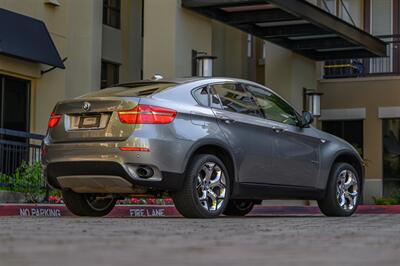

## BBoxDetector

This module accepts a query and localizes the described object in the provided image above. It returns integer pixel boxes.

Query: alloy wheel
[336,170,359,211]
[196,162,227,212]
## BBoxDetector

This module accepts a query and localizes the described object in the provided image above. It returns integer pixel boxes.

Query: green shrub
[392,190,400,203]
[373,190,400,205]
[0,161,45,203]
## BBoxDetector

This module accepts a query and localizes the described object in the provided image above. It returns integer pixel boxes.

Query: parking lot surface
[0,215,399,266]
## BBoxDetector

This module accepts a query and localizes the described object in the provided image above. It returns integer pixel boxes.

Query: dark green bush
[373,197,399,205]
[0,162,46,203]
[373,190,400,205]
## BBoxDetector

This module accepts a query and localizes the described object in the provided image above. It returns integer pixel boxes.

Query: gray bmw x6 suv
[42,77,364,218]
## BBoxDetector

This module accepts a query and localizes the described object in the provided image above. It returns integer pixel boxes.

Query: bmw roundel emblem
[82,102,91,112]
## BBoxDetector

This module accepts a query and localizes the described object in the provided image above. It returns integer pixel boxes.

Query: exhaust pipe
[136,166,154,179]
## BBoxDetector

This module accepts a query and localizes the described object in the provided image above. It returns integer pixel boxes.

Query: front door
[0,75,31,174]
[272,124,321,187]
[246,84,320,188]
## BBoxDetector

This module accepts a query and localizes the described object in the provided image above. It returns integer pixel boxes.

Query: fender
[318,149,364,192]
[182,137,239,182]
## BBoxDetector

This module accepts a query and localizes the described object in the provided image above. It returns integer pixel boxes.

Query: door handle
[272,126,286,133]
[220,117,236,124]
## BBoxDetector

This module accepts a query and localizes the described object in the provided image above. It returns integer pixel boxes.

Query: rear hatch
[48,82,177,143]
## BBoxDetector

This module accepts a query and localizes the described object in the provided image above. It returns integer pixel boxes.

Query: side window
[192,87,209,107]
[246,85,300,126]
[212,83,262,117]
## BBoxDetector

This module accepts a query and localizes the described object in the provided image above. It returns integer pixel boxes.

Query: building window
[101,61,120,89]
[322,120,364,157]
[0,75,31,175]
[103,0,121,29]
[321,0,337,15]
[0,75,30,132]
[383,119,400,197]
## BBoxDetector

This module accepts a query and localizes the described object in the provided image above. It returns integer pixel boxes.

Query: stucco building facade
[0,0,397,202]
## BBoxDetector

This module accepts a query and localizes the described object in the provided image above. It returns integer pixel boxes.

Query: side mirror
[300,111,314,128]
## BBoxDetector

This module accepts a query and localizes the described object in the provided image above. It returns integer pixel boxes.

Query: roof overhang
[182,0,387,60]
[0,8,65,69]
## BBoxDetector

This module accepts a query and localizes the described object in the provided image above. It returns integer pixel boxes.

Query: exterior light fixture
[192,50,217,77]
[304,89,323,117]
[196,55,217,77]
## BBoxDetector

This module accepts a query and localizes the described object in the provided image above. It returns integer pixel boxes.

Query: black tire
[172,154,231,218]
[223,199,255,216]
[62,190,117,217]
[318,163,361,217]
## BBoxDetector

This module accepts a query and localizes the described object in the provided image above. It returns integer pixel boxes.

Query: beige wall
[265,43,317,111]
[120,0,143,82]
[66,0,102,99]
[143,0,177,78]
[143,0,212,79]
[176,7,212,77]
[319,77,400,200]
[212,21,247,78]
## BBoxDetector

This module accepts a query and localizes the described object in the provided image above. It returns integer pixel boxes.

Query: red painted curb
[1,204,400,217]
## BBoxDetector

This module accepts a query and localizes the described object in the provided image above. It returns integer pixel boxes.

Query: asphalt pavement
[0,215,399,266]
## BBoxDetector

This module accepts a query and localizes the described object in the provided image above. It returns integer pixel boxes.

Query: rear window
[192,87,209,106]
[82,83,177,98]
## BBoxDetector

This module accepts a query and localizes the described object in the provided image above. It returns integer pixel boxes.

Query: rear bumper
[42,135,193,193]
[44,161,185,193]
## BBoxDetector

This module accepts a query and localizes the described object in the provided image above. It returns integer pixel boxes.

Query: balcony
[323,35,400,79]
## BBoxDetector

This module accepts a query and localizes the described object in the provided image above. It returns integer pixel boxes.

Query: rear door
[210,83,278,184]
[246,84,320,188]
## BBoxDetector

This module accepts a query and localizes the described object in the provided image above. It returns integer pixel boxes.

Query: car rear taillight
[118,105,177,124]
[48,112,62,128]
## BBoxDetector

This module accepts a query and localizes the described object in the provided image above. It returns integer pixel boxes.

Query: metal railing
[0,128,45,193]
[0,128,44,174]
[323,35,400,79]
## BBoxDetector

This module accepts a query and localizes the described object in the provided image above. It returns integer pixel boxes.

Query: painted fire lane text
[129,208,165,217]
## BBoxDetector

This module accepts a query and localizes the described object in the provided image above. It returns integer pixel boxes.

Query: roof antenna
[151,74,164,81]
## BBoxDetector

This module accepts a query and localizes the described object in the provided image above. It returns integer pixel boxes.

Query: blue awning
[0,8,65,69]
